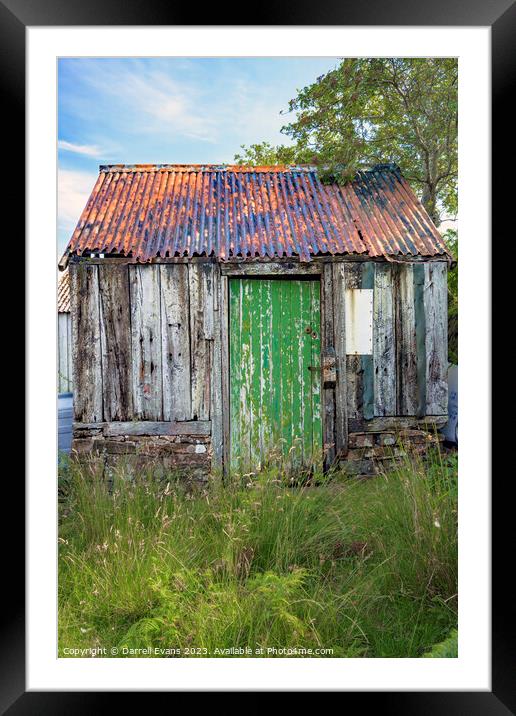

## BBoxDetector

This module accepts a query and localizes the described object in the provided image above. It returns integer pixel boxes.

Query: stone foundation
[71,427,212,482]
[341,428,443,478]
[71,424,441,483]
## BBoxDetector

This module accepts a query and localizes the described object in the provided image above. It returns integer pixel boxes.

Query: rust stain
[64,164,449,263]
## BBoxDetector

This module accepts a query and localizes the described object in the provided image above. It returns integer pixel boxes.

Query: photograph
[56,55,459,661]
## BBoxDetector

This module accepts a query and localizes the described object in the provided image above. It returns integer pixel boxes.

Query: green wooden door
[229,278,322,474]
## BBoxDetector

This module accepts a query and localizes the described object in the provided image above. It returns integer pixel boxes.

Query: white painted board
[345,289,373,355]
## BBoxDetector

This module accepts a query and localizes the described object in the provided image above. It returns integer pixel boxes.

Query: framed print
[4,0,509,708]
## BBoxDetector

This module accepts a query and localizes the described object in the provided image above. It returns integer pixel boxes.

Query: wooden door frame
[219,261,344,477]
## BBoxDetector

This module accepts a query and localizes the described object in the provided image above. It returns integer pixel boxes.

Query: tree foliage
[235,58,457,224]
[445,229,458,364]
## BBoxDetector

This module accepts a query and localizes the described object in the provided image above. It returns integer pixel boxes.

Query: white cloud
[58,169,97,232]
[58,140,103,157]
[128,74,216,142]
[73,61,217,143]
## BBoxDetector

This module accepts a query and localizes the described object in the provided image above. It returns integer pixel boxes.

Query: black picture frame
[7,0,509,709]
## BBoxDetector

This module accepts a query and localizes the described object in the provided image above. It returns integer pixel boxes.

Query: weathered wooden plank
[413,264,427,418]
[73,420,211,436]
[220,275,230,475]
[201,263,215,340]
[348,415,448,432]
[221,262,321,275]
[424,262,448,415]
[58,312,70,393]
[229,277,243,473]
[210,266,223,468]
[160,264,191,421]
[332,261,348,456]
[76,254,448,267]
[373,263,396,416]
[321,263,335,466]
[344,264,363,420]
[189,263,212,420]
[396,263,418,415]
[361,263,375,420]
[70,263,103,422]
[98,265,133,421]
[129,265,163,420]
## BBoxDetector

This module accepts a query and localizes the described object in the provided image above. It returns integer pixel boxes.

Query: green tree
[445,229,458,364]
[235,58,457,225]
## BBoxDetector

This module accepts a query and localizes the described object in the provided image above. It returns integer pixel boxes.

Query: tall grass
[58,448,457,658]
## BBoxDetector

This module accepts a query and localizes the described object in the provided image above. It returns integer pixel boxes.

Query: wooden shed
[59,163,451,479]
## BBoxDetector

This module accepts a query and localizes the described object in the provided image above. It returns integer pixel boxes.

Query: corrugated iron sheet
[64,164,449,263]
[58,267,70,312]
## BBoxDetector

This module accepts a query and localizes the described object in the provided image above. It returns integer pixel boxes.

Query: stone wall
[71,427,211,482]
[342,428,442,478]
[70,424,441,483]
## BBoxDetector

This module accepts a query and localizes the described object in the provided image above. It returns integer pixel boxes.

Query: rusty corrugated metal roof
[63,164,449,263]
[58,268,70,312]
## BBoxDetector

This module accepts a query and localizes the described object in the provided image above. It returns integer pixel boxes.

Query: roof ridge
[98,164,318,173]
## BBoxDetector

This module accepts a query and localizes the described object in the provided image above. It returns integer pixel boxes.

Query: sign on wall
[345,289,373,355]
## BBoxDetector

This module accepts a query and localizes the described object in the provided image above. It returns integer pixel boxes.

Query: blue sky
[57,57,340,254]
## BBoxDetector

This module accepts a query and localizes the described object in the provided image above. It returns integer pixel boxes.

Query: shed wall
[70,258,448,473]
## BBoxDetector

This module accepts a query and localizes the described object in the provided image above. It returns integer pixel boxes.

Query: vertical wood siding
[130,265,163,420]
[373,263,396,416]
[71,264,103,422]
[332,262,348,456]
[99,265,133,420]
[321,264,336,464]
[396,264,418,415]
[424,262,448,414]
[211,267,224,465]
[189,264,214,420]
[343,260,448,422]
[70,258,448,469]
[71,261,220,429]
[160,264,191,420]
[361,263,375,420]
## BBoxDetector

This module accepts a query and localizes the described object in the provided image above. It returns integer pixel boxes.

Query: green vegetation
[58,449,457,658]
[235,58,458,224]
[445,228,458,365]
[422,629,458,658]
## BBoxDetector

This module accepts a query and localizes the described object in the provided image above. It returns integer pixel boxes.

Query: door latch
[309,347,337,387]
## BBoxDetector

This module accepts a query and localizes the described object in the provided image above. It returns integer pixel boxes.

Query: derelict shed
[60,163,451,479]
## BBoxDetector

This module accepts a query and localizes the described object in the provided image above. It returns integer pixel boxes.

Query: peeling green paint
[229,278,322,474]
